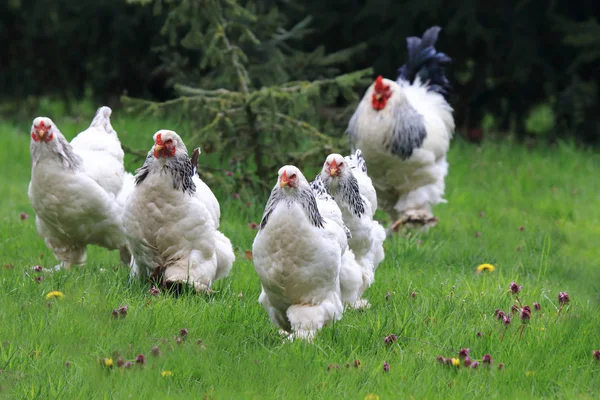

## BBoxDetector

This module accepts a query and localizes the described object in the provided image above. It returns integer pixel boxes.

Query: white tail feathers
[371,221,386,271]
[213,230,235,280]
[90,106,117,138]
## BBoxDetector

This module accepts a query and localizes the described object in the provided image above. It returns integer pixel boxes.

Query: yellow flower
[451,358,460,367]
[104,358,114,368]
[364,395,380,400]
[525,370,535,377]
[161,370,173,377]
[45,291,65,299]
[476,264,495,273]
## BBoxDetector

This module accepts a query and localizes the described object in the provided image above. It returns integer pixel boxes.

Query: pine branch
[218,22,250,94]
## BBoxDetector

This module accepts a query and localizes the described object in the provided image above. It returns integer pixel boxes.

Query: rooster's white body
[253,166,344,340]
[347,26,455,230]
[123,130,234,292]
[28,107,132,269]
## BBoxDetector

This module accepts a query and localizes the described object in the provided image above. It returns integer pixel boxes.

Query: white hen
[310,175,365,309]
[28,109,131,269]
[319,154,386,299]
[123,130,235,292]
[252,166,344,340]
[347,26,454,231]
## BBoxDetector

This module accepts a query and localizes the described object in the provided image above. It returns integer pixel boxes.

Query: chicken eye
[338,162,344,167]
[165,139,173,145]
[289,174,297,179]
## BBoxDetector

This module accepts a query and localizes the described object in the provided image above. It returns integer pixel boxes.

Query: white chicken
[252,166,344,340]
[123,130,234,293]
[344,149,378,214]
[310,175,364,309]
[347,26,455,231]
[28,107,132,269]
[318,153,386,303]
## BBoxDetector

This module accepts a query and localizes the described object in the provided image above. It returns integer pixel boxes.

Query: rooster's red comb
[374,75,390,93]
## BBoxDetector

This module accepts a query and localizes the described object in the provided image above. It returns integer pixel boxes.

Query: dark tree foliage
[1,0,599,143]
[123,0,372,189]
[297,0,600,143]
[0,0,166,113]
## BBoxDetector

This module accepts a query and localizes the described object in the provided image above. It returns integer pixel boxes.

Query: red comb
[374,75,388,93]
[38,120,45,127]
[155,133,163,145]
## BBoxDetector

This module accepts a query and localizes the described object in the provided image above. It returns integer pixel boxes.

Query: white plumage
[310,176,364,309]
[318,153,386,307]
[28,107,132,269]
[252,166,344,340]
[123,130,234,292]
[347,26,455,231]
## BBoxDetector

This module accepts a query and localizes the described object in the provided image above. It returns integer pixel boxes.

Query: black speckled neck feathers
[260,184,324,230]
[135,152,196,195]
[327,173,365,218]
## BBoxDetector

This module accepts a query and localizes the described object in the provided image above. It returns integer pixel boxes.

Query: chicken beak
[329,159,338,176]
[280,170,289,187]
[154,144,165,152]
[36,129,47,140]
[375,93,383,101]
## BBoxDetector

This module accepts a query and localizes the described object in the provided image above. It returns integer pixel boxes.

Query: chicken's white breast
[123,130,234,292]
[28,116,130,269]
[253,166,344,340]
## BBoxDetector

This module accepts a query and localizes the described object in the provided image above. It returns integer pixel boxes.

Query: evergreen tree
[123,0,371,188]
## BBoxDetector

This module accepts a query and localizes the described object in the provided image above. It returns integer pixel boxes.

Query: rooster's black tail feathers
[396,26,451,96]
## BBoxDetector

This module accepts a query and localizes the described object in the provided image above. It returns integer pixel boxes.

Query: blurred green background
[1,0,599,144]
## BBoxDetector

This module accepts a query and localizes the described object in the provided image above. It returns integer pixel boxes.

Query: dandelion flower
[451,358,460,367]
[364,394,380,400]
[476,264,495,273]
[161,370,173,377]
[46,291,65,299]
[104,358,114,368]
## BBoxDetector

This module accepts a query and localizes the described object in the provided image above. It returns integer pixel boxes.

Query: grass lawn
[1,111,599,399]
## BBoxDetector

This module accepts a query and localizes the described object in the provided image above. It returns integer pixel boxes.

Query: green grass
[1,112,600,399]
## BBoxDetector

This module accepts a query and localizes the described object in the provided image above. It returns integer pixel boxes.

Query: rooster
[123,130,235,293]
[28,107,132,269]
[253,166,344,340]
[347,26,455,231]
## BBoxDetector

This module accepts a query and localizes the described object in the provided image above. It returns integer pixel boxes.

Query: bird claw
[391,212,439,232]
